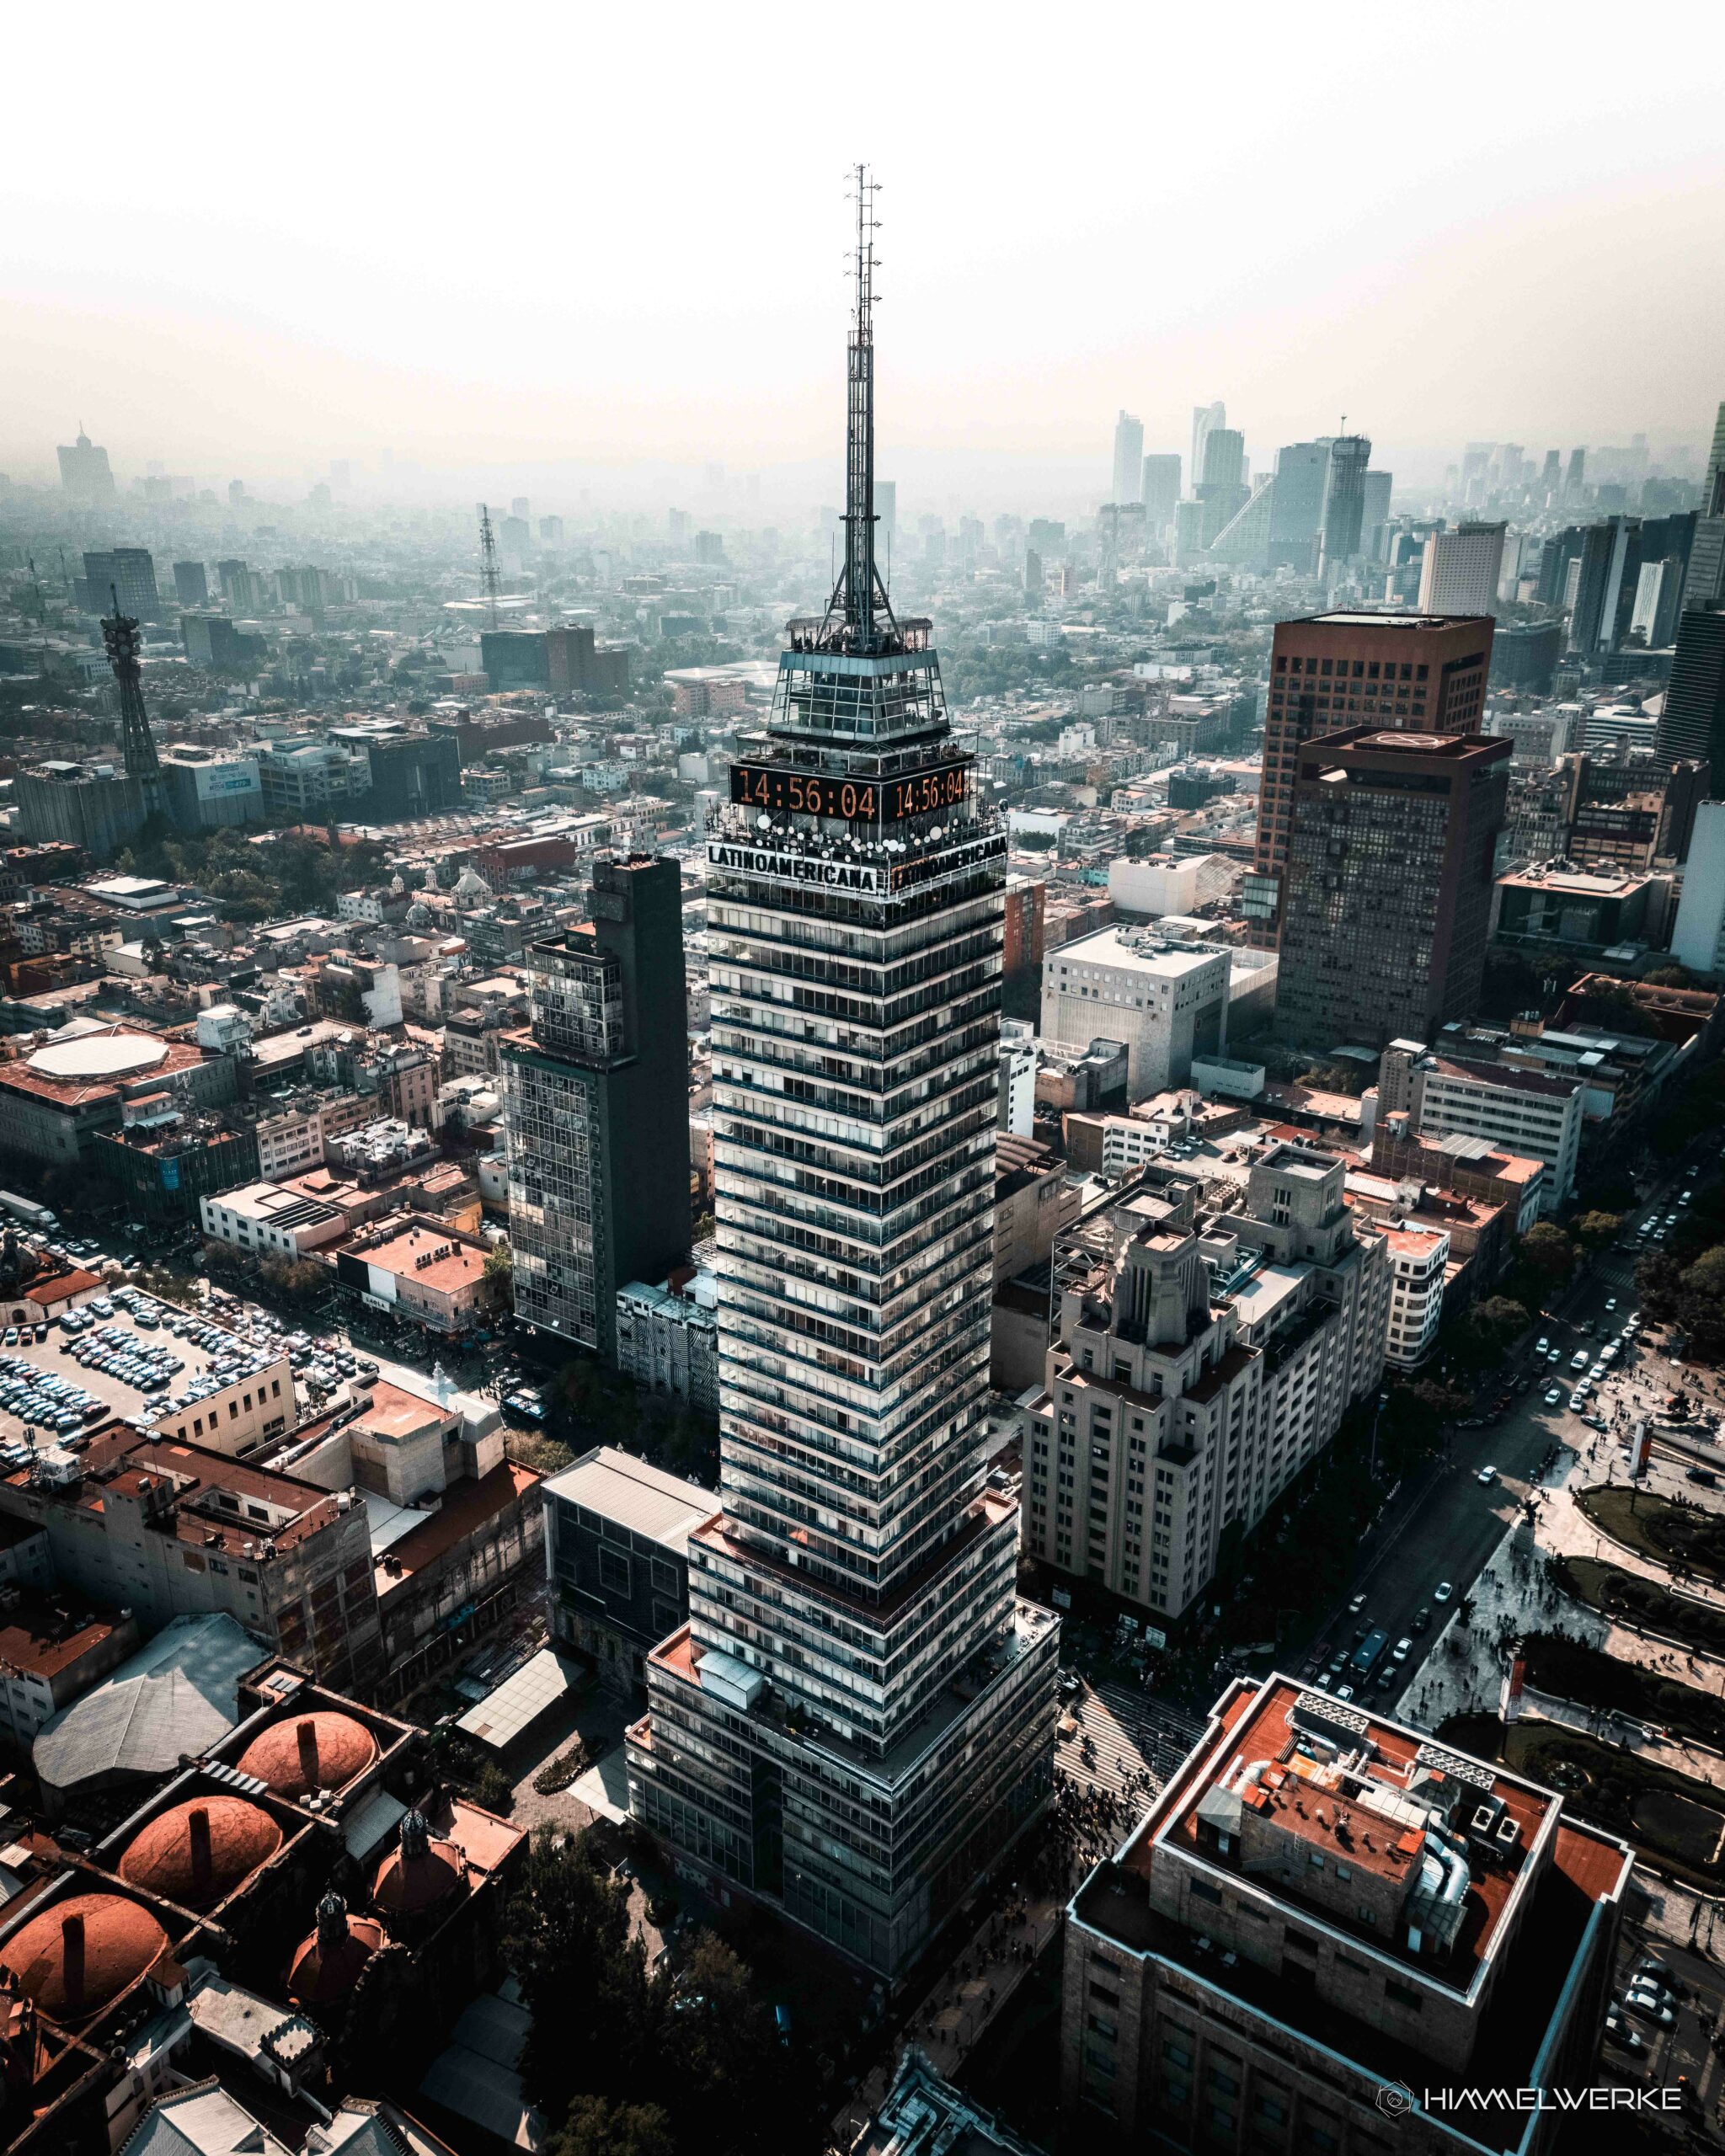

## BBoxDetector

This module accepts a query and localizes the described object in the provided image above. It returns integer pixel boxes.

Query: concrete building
[200,1182,347,1262]
[1381,1223,1450,1369]
[13,760,152,856]
[1417,522,1507,616]
[0,1594,139,1750]
[1381,1043,1583,1215]
[543,1446,717,1694]
[1106,853,1207,919]
[1658,609,1725,772]
[159,746,264,830]
[0,1023,238,1166]
[993,1133,1077,1287]
[1064,1678,1632,2153]
[1670,798,1725,975]
[999,1017,1037,1136]
[1020,1146,1388,1619]
[1248,612,1493,947]
[1041,928,1231,1097]
[1275,729,1510,1049]
[615,1266,719,1414]
[334,1217,494,1337]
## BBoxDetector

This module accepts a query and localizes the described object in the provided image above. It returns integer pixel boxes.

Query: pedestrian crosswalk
[1055,1678,1210,1807]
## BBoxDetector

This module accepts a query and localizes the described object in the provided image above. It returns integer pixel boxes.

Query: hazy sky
[8,1,1725,505]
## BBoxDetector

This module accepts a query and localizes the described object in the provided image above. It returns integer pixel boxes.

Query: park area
[1555,1552,1725,1658]
[1578,1484,1725,1587]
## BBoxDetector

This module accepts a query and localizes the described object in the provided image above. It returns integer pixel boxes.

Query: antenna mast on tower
[820,164,897,653]
[478,504,501,629]
[100,589,167,819]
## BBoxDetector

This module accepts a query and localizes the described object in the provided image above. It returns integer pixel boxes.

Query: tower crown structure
[100,592,166,815]
[628,177,1059,1979]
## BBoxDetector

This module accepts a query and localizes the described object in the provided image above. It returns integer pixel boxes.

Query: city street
[1311,1138,1723,1720]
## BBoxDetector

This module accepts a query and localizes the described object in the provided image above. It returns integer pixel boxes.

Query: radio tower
[100,590,167,819]
[477,504,501,629]
[820,163,896,654]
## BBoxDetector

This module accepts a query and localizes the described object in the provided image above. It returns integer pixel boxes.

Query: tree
[482,1242,515,1313]
[1573,1211,1625,1250]
[1519,1223,1576,1287]
[549,2099,675,2156]
[506,1830,658,2124]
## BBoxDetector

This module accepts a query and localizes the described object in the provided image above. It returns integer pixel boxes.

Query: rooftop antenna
[820,163,897,653]
[100,587,167,818]
[477,504,501,630]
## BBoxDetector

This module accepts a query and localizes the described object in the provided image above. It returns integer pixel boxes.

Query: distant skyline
[6,4,1725,505]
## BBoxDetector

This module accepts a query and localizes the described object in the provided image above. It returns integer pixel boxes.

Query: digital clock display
[729,760,968,824]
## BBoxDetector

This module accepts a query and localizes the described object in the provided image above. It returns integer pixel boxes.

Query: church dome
[119,1796,283,1909]
[286,1891,385,2007]
[371,1807,464,1916]
[237,1712,378,1799]
[0,1893,168,2021]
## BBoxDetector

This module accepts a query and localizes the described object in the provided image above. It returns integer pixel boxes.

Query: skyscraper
[1317,434,1371,572]
[1191,401,1225,493]
[1247,611,1494,947]
[57,428,115,504]
[1276,726,1510,1046]
[1658,611,1725,777]
[82,548,159,622]
[1417,521,1506,616]
[173,560,209,608]
[1359,468,1393,559]
[1680,401,1725,611]
[1140,453,1180,536]
[1111,409,1144,507]
[626,176,1059,1978]
[502,857,692,1364]
[1267,442,1330,569]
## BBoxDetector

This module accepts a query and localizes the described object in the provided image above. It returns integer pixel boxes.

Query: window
[598,1547,632,1596]
[1163,2038,1194,2069]
[1385,1979,1423,2014]
[1191,1878,1221,1905]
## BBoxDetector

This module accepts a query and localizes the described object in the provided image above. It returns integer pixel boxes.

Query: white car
[1544,1387,1563,1406]
[1434,1581,1455,1603]
[1535,1336,1551,1355]
[1605,1297,1616,1311]
[1477,1465,1497,1485]
[1392,1637,1413,1662]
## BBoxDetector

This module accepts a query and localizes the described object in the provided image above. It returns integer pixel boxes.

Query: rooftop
[1051,926,1228,979]
[544,1445,718,1556]
[350,1222,487,1297]
[34,1612,262,1793]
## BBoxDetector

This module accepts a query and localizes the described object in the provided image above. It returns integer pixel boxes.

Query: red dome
[120,1796,283,1909]
[237,1713,378,1799]
[0,1893,168,2021]
[371,1838,463,1915]
[286,1892,385,2006]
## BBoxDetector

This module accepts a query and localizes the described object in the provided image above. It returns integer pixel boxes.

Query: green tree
[1519,1223,1576,1286]
[548,2098,675,2156]
[482,1242,515,1312]
[1573,1211,1624,1250]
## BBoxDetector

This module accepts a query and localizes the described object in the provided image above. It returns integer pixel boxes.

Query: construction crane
[477,504,501,630]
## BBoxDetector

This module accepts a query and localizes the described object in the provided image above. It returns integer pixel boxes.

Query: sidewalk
[1534,1471,1725,1614]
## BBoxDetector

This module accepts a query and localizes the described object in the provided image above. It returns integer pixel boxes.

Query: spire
[820,165,897,654]
[99,589,166,814]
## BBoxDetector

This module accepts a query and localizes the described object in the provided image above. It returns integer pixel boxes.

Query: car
[1535,1336,1551,1355]
[1335,1685,1355,1702]
[1412,1606,1432,1633]
[1348,1593,1366,1615]
[1632,1955,1679,1993]
[1392,1636,1413,1662]
[1372,1665,1397,1690]
[1653,1228,1668,1242]
[1604,2007,1645,2051]
[1477,1465,1497,1485]
[1680,1190,1693,1205]
[1571,1350,1589,1370]
[1605,1297,1617,1312]
[1327,1652,1348,1675]
[1583,1413,1606,1430]
[1687,1466,1717,1486]
[1434,1581,1454,1603]
[1544,1387,1562,1406]
[1623,1988,1674,2026]
[1546,1346,1562,1363]
[1314,1670,1334,1689]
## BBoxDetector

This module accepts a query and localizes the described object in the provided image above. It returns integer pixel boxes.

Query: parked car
[1623,1988,1674,2025]
[1604,2008,1645,2051]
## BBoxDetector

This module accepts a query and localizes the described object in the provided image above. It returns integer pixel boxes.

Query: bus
[1352,1627,1390,1679]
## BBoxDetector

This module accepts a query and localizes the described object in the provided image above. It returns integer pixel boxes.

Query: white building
[1382,1223,1450,1369]
[1106,852,1205,918]
[1417,523,1506,616]
[1671,800,1725,977]
[1386,1044,1583,1215]
[999,1019,1037,1137]
[1040,926,1230,1097]
[200,1181,346,1262]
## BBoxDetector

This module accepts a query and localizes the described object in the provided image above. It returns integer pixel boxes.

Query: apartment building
[1381,1225,1449,1369]
[1064,1678,1632,2154]
[1020,1145,1387,1620]
[1380,1043,1582,1217]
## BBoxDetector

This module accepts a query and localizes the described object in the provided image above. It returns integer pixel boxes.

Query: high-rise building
[1266,443,1330,570]
[1065,1677,1632,2147]
[626,179,1059,1979]
[172,560,209,608]
[1540,447,1562,499]
[82,547,159,622]
[1140,454,1181,536]
[216,559,259,613]
[1199,428,1244,490]
[1247,611,1494,946]
[1416,521,1506,616]
[56,428,115,503]
[1658,610,1725,776]
[1111,410,1145,507]
[1563,446,1587,500]
[1359,468,1394,560]
[1190,401,1226,494]
[502,856,692,1364]
[1021,1147,1387,1617]
[1317,435,1371,572]
[1670,799,1725,974]
[1275,726,1509,1046]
